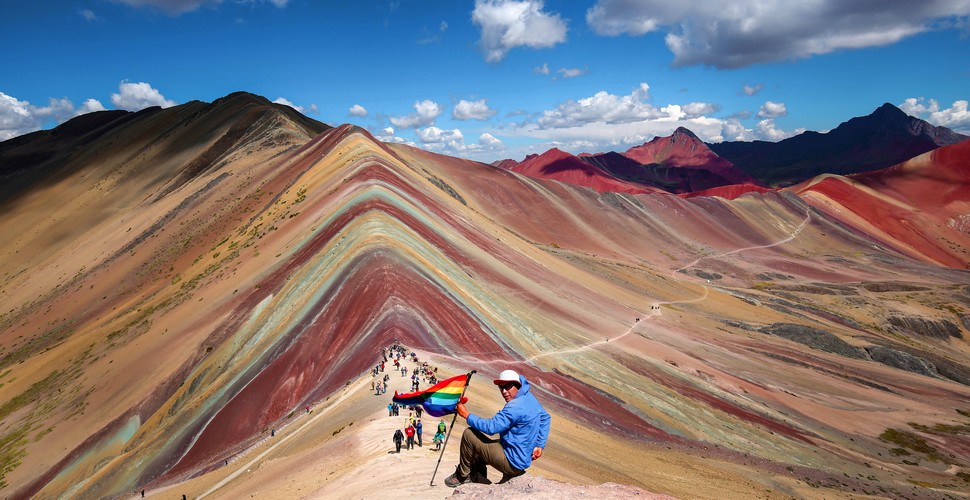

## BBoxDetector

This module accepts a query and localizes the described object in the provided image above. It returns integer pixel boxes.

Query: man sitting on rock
[445,369,551,487]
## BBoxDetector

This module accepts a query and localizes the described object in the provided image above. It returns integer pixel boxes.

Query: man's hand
[532,447,543,460]
[456,402,469,419]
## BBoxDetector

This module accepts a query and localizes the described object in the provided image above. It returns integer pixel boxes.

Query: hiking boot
[470,464,491,484]
[444,467,470,488]
[469,471,491,484]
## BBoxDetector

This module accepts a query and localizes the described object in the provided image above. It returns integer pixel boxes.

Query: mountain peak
[542,147,570,157]
[870,102,907,120]
[672,126,700,141]
[512,145,656,194]
[515,147,576,165]
[515,147,583,170]
[709,102,968,185]
[624,129,715,163]
[211,91,274,108]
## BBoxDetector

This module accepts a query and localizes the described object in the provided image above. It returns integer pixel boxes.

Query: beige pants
[458,428,525,479]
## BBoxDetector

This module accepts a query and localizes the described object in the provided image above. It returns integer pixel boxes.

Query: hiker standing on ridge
[444,369,551,487]
[405,423,416,450]
[393,428,404,453]
[433,424,445,451]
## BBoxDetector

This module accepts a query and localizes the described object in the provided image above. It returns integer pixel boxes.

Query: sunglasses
[498,383,517,392]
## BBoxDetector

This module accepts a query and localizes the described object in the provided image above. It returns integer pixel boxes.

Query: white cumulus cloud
[742,83,764,96]
[755,119,795,141]
[472,0,568,63]
[719,118,756,142]
[111,81,176,111]
[0,93,38,141]
[414,128,506,157]
[757,101,787,118]
[373,126,416,146]
[390,100,442,129]
[900,97,940,116]
[557,67,586,79]
[31,98,77,124]
[453,99,497,121]
[586,0,970,68]
[0,92,108,141]
[901,97,970,133]
[349,104,368,117]
[416,126,464,144]
[78,98,107,115]
[682,102,719,117]
[535,83,657,128]
[273,97,302,111]
[479,133,503,148]
[507,82,796,153]
[273,97,317,114]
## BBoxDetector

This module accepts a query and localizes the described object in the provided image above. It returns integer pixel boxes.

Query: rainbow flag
[392,374,468,417]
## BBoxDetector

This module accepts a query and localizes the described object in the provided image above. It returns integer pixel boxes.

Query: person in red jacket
[405,423,416,450]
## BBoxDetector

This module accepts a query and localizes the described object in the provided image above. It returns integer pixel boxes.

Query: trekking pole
[430,370,475,486]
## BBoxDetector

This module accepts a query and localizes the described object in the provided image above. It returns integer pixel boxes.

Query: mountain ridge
[709,102,968,186]
[498,103,966,193]
[509,147,660,194]
[584,127,759,193]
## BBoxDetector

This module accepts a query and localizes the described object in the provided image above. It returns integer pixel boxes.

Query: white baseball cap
[493,369,521,387]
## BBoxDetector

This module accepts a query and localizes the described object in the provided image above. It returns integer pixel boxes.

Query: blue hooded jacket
[467,374,551,471]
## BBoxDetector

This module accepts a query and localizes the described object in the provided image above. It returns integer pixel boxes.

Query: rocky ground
[450,475,667,499]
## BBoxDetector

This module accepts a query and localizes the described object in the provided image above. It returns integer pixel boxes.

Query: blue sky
[2,1,968,162]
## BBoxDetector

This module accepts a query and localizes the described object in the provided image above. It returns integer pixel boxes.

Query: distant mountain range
[496,103,967,192]
[709,103,968,186]
[501,147,661,195]
[582,127,760,193]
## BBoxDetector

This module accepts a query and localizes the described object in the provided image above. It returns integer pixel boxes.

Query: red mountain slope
[793,139,970,268]
[510,147,660,194]
[517,128,761,194]
[680,183,774,199]
[490,158,518,170]
[624,127,758,185]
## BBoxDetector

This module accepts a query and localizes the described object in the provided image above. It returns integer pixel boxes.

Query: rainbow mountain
[1,92,969,498]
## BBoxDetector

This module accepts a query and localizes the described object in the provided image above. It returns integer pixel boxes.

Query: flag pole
[430,369,475,486]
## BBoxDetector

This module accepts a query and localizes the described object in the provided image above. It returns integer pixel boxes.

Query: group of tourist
[382,343,448,453]
[392,415,447,453]
[377,342,551,488]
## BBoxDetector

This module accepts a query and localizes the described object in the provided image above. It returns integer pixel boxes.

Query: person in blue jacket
[444,369,551,487]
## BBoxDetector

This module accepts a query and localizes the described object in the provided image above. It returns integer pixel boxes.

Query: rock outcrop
[887,315,962,340]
